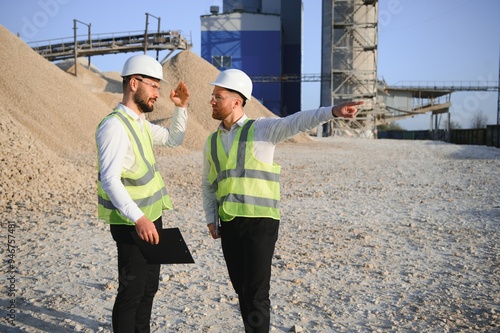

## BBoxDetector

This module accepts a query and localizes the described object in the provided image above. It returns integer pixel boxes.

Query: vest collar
[116,103,145,122]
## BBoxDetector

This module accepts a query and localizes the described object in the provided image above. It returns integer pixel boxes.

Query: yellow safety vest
[97,109,172,225]
[207,119,281,222]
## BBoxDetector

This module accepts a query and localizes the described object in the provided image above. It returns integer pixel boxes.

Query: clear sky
[1,0,499,130]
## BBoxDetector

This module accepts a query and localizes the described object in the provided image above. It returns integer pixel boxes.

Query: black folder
[132,228,195,264]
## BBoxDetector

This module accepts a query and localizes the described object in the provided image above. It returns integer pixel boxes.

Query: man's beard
[212,108,231,121]
[134,89,154,113]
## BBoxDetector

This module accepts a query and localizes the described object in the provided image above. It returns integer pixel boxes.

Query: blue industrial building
[200,0,302,116]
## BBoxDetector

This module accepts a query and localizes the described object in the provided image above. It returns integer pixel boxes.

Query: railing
[250,74,331,82]
[29,30,191,62]
[390,81,499,92]
[28,30,145,49]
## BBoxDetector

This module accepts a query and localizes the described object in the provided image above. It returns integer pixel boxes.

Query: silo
[200,0,302,116]
[223,0,261,13]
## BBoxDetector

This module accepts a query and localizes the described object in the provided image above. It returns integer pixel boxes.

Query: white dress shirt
[201,106,334,224]
[96,103,187,223]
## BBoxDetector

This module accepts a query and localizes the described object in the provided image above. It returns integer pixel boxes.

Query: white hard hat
[209,69,252,100]
[121,54,165,81]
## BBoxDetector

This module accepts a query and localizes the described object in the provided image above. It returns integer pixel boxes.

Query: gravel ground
[2,138,499,333]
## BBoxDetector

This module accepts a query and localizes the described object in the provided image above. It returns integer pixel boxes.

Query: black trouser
[220,217,280,333]
[110,218,162,333]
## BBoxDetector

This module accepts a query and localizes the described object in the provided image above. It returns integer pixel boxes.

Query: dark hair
[122,76,131,90]
[122,75,154,91]
[226,88,247,107]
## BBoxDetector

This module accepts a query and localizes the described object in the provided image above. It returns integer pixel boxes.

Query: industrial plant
[29,0,499,143]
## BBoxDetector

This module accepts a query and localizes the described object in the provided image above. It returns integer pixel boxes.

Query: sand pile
[0,26,109,218]
[0,107,93,218]
[0,29,108,157]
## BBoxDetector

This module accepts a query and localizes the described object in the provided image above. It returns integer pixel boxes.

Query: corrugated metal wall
[200,0,303,116]
[201,12,281,113]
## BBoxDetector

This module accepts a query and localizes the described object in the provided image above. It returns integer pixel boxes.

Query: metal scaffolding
[321,0,378,137]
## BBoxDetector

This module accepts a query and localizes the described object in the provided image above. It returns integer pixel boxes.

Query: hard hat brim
[209,81,252,101]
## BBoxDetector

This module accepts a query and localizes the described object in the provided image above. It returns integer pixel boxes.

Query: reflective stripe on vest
[97,109,172,225]
[208,119,281,221]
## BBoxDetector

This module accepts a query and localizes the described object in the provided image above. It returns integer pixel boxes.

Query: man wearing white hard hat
[96,54,190,332]
[202,68,363,332]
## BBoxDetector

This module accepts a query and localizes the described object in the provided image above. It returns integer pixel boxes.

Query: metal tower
[321,0,378,136]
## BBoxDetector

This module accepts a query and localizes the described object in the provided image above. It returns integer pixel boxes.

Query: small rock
[289,325,304,332]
